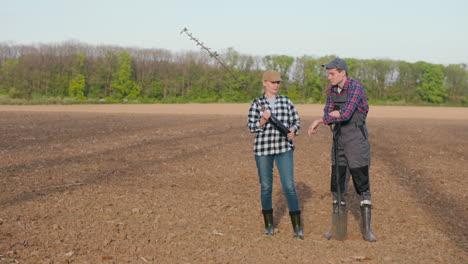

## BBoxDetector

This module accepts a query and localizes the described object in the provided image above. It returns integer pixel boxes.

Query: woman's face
[263,80,281,97]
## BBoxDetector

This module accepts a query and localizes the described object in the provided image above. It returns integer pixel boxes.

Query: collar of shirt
[332,77,351,94]
[261,94,279,110]
[261,94,280,100]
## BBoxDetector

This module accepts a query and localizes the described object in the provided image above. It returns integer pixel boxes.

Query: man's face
[327,68,346,86]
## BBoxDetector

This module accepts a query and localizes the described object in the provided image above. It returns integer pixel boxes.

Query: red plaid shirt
[322,77,369,125]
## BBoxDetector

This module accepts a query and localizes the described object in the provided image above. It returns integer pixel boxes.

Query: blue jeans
[255,150,300,212]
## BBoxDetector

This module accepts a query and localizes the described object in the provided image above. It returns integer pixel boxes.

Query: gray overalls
[330,91,371,202]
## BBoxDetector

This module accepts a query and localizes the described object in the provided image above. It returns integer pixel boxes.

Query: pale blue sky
[2,0,467,65]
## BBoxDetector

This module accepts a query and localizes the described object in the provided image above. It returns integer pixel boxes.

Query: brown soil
[0,104,466,263]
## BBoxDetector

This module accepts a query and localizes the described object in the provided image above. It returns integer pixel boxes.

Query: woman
[247,70,303,239]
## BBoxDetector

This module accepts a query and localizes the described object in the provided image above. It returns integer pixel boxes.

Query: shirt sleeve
[247,100,264,133]
[289,99,301,135]
[322,82,362,124]
[322,87,335,125]
[337,82,362,122]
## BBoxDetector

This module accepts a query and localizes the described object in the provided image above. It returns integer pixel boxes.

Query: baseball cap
[262,71,282,82]
[322,58,348,72]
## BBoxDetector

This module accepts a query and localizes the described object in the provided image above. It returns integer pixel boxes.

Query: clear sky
[2,0,467,65]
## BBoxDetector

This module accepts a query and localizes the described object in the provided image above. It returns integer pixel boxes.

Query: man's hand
[330,110,340,118]
[308,119,323,136]
[287,127,297,139]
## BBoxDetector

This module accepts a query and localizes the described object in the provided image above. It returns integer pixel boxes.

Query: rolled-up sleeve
[336,83,362,122]
[247,100,264,133]
[322,88,335,125]
[289,100,301,136]
[322,81,362,124]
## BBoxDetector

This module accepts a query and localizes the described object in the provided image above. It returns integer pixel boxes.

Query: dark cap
[321,58,348,72]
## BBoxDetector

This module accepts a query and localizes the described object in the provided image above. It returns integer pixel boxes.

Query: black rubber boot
[262,209,274,235]
[323,201,347,241]
[289,211,304,240]
[360,204,377,242]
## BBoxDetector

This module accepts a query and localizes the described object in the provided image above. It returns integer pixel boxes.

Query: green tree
[68,53,87,99]
[445,64,467,104]
[289,56,323,103]
[69,74,86,99]
[110,51,141,99]
[417,62,447,104]
[392,61,417,103]
[263,55,294,80]
[0,59,20,95]
[151,79,164,100]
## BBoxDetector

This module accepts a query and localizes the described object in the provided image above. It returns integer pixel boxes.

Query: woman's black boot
[262,209,274,235]
[289,211,304,240]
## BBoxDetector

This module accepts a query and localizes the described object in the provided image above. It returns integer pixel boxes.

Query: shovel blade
[331,206,348,241]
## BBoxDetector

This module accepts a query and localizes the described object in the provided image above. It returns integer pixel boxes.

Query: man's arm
[334,82,362,121]
[308,119,324,136]
[322,87,336,125]
[324,82,363,123]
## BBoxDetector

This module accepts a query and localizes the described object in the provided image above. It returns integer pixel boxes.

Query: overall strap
[331,89,364,126]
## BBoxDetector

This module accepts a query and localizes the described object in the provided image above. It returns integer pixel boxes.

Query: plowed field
[0,104,466,263]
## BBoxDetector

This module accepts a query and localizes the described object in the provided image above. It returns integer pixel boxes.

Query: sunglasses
[269,81,282,84]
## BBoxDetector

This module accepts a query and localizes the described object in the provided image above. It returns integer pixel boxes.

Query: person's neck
[265,92,277,98]
[337,77,347,88]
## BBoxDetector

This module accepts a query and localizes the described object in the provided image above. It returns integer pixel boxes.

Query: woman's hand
[259,110,271,127]
[262,110,271,120]
[287,127,297,139]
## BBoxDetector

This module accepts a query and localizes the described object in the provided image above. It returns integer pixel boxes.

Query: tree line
[0,41,466,105]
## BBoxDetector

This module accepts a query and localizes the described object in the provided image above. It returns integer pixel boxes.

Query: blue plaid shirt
[247,95,301,156]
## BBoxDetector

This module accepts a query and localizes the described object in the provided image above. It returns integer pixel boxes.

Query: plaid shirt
[322,77,369,125]
[247,95,301,156]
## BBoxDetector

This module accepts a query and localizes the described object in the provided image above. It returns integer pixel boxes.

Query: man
[308,58,377,242]
[247,71,304,239]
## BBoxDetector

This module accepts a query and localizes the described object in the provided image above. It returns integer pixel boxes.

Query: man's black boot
[360,203,377,242]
